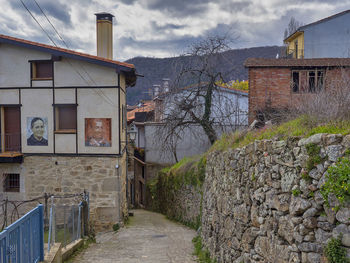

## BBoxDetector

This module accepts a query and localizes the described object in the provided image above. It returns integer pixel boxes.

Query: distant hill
[126,46,284,105]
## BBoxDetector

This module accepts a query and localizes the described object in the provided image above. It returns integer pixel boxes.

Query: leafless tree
[284,17,303,39]
[156,33,247,162]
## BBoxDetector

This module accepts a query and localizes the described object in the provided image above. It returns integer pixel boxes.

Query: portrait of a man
[27,117,48,146]
[85,118,111,147]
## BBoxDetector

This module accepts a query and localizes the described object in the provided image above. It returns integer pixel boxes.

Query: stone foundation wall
[202,134,350,263]
[147,168,202,229]
[0,154,127,231]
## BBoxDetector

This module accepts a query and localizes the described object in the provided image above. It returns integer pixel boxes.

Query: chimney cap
[95,12,114,21]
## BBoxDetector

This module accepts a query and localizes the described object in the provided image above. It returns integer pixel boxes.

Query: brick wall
[248,66,350,123]
[248,67,291,123]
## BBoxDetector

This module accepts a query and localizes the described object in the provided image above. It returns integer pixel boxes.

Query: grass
[193,236,216,263]
[63,237,96,263]
[210,115,350,153]
[44,228,72,246]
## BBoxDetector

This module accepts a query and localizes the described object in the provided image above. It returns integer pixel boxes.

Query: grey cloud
[151,21,186,32]
[119,0,136,5]
[143,0,211,17]
[9,0,71,25]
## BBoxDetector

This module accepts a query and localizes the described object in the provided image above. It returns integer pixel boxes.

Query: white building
[0,13,136,229]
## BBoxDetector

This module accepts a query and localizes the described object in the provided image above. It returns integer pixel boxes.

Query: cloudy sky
[0,0,349,61]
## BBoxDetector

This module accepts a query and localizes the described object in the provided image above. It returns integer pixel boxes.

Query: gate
[0,204,44,263]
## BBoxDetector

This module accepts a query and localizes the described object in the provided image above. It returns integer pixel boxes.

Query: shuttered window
[55,105,77,133]
[32,61,53,80]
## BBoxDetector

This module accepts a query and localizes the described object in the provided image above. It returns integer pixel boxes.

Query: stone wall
[202,133,350,263]
[147,163,204,229]
[0,154,127,231]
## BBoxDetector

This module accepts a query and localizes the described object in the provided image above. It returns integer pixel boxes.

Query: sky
[0,0,349,61]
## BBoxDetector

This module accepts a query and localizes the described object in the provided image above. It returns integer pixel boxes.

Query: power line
[30,0,117,106]
[19,0,58,47]
[20,0,118,107]
[32,0,69,48]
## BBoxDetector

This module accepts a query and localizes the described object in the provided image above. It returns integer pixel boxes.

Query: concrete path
[72,209,198,263]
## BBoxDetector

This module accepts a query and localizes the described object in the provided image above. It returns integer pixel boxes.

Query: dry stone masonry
[202,133,350,263]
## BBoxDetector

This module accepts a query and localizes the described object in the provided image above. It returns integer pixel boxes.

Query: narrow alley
[72,210,197,263]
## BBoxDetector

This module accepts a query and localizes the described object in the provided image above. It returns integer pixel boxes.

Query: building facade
[284,9,350,58]
[245,57,350,123]
[0,13,136,229]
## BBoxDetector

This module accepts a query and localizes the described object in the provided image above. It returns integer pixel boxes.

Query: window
[291,69,324,93]
[308,71,315,92]
[31,61,53,80]
[292,72,299,93]
[55,105,77,133]
[3,174,20,192]
[0,107,21,152]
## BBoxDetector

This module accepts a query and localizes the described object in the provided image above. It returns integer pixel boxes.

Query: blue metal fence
[0,204,44,263]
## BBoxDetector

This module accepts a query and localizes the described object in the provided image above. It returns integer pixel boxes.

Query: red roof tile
[127,101,155,122]
[0,34,135,69]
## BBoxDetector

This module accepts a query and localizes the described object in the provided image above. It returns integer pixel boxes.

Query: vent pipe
[95,12,114,59]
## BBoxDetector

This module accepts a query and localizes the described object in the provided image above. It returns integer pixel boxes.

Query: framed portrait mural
[26,117,48,146]
[85,118,111,147]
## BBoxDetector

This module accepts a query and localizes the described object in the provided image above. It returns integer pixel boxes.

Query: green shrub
[321,157,350,206]
[305,143,323,171]
[112,223,120,232]
[292,189,301,197]
[193,236,216,263]
[324,235,350,263]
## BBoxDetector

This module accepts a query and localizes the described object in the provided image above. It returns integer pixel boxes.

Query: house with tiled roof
[284,9,350,58]
[0,13,137,229]
[245,57,350,123]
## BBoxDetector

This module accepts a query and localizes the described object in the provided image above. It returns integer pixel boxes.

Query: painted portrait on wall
[85,118,111,147]
[27,117,48,146]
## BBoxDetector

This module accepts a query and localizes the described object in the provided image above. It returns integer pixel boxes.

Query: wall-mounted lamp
[128,123,137,143]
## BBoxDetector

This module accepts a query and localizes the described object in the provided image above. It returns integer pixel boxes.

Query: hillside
[126,45,284,105]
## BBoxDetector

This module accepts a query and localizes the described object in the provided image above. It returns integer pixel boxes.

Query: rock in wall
[202,134,350,263]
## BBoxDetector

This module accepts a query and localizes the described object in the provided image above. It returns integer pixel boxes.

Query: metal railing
[47,192,89,252]
[0,204,44,263]
[0,133,21,152]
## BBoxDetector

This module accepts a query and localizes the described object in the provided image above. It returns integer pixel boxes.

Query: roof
[284,9,350,42]
[244,58,350,68]
[0,34,137,86]
[156,82,248,99]
[127,101,155,122]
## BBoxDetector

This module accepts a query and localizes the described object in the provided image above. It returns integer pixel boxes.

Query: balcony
[0,133,23,163]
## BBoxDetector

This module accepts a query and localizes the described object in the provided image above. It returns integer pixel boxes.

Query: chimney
[95,12,114,59]
[162,78,170,93]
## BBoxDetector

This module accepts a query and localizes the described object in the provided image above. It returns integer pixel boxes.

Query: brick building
[245,58,350,123]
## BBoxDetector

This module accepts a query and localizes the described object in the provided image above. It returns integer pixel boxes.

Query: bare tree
[158,33,247,151]
[284,17,303,39]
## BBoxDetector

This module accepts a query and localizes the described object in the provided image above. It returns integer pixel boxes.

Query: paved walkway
[73,209,198,263]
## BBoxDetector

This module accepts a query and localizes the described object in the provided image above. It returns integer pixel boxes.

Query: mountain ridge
[126,45,284,105]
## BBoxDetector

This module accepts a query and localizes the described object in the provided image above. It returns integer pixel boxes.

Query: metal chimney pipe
[95,12,114,59]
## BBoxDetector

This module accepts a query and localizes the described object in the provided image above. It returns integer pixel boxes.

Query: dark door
[4,107,21,152]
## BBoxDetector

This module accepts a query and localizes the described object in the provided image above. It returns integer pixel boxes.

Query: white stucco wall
[77,88,119,154]
[0,44,51,87]
[0,89,19,104]
[0,42,126,155]
[54,58,119,87]
[303,12,350,58]
[21,89,54,153]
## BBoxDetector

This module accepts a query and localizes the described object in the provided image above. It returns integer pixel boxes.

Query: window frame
[54,104,78,134]
[3,173,20,192]
[30,60,53,80]
[291,68,325,93]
